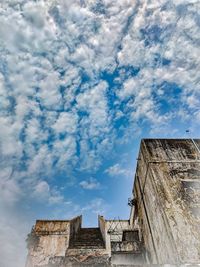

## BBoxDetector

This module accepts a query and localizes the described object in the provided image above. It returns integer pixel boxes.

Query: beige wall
[26,216,82,267]
[98,216,132,256]
[70,215,82,240]
[131,139,200,264]
[98,215,106,244]
[106,220,131,242]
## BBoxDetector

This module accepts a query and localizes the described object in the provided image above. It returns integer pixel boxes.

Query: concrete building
[26,216,143,266]
[130,139,200,265]
[26,139,200,266]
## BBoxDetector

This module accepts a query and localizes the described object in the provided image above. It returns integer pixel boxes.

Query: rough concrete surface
[132,139,200,264]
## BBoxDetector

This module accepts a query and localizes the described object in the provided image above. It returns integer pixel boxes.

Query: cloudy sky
[0,0,200,266]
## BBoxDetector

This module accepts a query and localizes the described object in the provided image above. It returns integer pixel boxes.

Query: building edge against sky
[130,138,200,264]
[26,139,200,266]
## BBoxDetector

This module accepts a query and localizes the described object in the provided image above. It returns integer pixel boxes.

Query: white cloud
[0,117,23,158]
[52,136,77,169]
[33,180,50,198]
[0,167,22,205]
[0,212,28,267]
[79,177,100,190]
[39,72,62,108]
[76,81,110,136]
[1,0,198,191]
[52,112,78,135]
[118,77,138,99]
[81,198,109,215]
[105,163,132,178]
[22,2,47,29]
[33,180,64,205]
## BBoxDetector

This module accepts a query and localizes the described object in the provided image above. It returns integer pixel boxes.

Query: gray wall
[26,216,82,267]
[131,139,200,264]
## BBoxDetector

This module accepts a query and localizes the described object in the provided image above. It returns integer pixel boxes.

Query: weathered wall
[132,139,200,264]
[98,216,107,246]
[69,216,82,242]
[26,216,82,267]
[111,241,140,252]
[106,220,131,242]
[26,220,70,267]
[111,253,143,265]
[98,216,132,257]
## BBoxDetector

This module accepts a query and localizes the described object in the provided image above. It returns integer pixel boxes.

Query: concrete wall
[106,220,131,242]
[98,216,132,257]
[111,241,140,252]
[26,216,82,267]
[98,215,107,245]
[111,253,143,265]
[131,139,200,265]
[98,216,111,255]
[69,215,82,241]
[26,220,71,267]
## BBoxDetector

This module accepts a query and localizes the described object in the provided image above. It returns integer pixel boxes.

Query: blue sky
[0,0,200,267]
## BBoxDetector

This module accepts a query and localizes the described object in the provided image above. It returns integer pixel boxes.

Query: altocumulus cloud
[0,0,200,266]
[105,164,132,178]
[79,177,100,190]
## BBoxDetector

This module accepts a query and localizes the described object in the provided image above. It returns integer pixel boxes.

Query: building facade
[130,139,200,265]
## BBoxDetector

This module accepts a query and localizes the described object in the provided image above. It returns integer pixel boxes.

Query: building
[25,216,143,266]
[130,139,200,265]
[26,139,200,266]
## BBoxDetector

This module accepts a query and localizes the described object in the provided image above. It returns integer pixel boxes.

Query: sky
[0,0,200,267]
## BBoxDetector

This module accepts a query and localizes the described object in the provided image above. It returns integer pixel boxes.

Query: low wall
[34,220,70,235]
[111,253,143,265]
[98,215,106,244]
[69,215,82,240]
[98,217,133,257]
[98,215,111,255]
[26,217,82,267]
[106,220,131,242]
[26,220,71,267]
[111,241,141,253]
